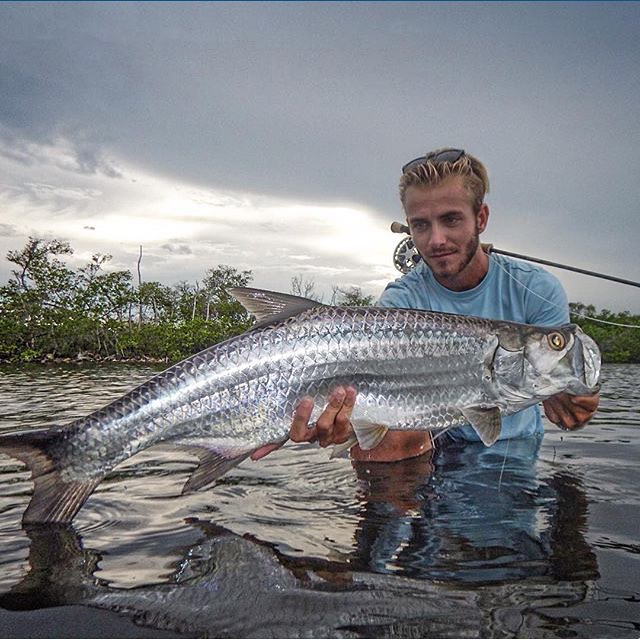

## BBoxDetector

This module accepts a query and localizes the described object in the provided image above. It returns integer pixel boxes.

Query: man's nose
[428,223,447,247]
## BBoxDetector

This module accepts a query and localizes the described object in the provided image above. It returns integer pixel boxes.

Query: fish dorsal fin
[228,287,324,324]
[460,406,502,446]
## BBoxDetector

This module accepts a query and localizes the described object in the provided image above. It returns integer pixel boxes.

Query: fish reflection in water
[1,439,601,638]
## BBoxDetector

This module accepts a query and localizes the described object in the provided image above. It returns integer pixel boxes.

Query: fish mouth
[562,327,601,396]
[581,331,601,390]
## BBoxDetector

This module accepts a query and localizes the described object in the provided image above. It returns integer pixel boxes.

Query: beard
[427,230,481,281]
[454,231,481,275]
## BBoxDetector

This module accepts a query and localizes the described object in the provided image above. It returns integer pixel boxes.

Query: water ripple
[0,362,638,637]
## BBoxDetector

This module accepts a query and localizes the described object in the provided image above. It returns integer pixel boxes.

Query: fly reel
[392,236,421,274]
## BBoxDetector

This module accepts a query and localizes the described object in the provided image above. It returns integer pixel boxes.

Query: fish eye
[547,332,566,351]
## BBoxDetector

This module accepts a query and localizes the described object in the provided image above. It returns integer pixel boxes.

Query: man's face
[403,176,489,290]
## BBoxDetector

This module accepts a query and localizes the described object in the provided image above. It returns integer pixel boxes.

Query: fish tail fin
[0,429,102,524]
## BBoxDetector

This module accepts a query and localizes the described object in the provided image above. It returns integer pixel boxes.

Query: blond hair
[399,150,490,211]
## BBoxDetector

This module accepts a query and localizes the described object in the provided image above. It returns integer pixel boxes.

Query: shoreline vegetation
[1,238,638,366]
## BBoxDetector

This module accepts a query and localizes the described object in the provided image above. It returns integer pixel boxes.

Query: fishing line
[497,435,511,492]
[391,223,639,327]
[489,254,640,329]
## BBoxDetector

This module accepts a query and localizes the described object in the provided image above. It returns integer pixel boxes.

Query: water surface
[0,363,638,637]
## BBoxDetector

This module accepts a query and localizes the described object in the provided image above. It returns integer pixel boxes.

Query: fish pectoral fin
[460,406,502,446]
[351,420,389,451]
[178,446,253,493]
[330,434,358,459]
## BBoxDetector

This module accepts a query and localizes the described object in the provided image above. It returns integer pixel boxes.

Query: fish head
[492,323,601,406]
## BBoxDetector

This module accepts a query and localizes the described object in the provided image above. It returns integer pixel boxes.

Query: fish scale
[58,307,487,475]
[0,287,601,523]
[64,308,542,467]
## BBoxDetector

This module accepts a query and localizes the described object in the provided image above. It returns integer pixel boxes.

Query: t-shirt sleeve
[525,270,570,326]
[378,280,413,309]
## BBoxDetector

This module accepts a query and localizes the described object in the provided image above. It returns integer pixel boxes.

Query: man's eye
[411,221,427,231]
[443,215,461,226]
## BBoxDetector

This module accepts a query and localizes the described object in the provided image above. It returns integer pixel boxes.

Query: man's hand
[252,385,432,462]
[290,386,357,447]
[542,391,600,431]
[250,386,356,461]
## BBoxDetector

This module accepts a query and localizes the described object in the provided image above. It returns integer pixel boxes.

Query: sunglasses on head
[401,148,465,174]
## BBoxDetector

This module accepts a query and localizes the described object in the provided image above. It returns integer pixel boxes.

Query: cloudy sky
[1,2,638,312]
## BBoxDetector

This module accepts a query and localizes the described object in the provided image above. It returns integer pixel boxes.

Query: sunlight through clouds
[1,3,638,310]
[0,147,399,299]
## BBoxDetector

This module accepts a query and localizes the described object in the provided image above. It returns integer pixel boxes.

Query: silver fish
[0,287,601,524]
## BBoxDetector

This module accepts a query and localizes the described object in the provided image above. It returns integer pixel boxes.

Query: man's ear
[477,203,489,233]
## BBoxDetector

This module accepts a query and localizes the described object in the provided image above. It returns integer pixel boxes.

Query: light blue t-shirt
[378,253,569,441]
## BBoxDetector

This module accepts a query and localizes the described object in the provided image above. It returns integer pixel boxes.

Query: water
[0,363,638,638]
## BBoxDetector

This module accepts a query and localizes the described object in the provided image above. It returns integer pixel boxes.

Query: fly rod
[390,221,640,289]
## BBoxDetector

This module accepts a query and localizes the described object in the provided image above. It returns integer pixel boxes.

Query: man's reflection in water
[349,437,599,584]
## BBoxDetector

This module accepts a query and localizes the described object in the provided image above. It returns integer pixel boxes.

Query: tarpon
[0,288,601,524]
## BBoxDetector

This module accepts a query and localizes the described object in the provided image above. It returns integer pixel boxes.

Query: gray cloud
[0,223,19,237]
[0,126,122,178]
[0,2,638,311]
[161,242,193,255]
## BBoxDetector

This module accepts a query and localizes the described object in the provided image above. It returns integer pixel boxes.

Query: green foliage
[569,302,640,363]
[3,237,635,364]
[0,238,254,364]
[333,286,375,306]
[115,316,252,362]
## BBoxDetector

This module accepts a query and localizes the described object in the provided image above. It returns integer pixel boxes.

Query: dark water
[0,363,638,638]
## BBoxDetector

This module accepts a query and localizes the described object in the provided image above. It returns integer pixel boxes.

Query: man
[254,148,599,463]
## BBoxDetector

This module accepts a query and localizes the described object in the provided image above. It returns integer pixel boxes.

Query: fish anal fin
[179,446,253,493]
[461,406,502,446]
[228,287,324,324]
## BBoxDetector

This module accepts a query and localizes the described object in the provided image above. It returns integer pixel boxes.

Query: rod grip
[390,221,409,234]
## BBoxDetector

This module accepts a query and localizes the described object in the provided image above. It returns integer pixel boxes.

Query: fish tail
[0,428,102,524]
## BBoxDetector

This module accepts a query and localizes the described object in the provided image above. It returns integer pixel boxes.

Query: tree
[5,237,76,309]
[290,276,323,302]
[138,281,177,323]
[332,285,375,306]
[1,238,78,359]
[202,264,253,326]
[76,254,135,321]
